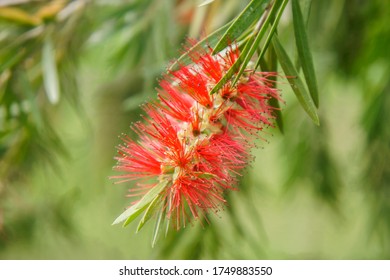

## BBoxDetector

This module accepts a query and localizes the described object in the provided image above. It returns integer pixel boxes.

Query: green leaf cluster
[176,0,320,128]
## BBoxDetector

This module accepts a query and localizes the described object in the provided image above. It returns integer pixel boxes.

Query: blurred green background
[0,0,389,259]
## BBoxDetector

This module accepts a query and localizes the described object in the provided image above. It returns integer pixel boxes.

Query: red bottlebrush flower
[156,80,193,122]
[112,42,282,232]
[170,66,213,108]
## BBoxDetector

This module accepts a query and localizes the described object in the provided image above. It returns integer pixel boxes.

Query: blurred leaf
[42,36,60,104]
[212,0,268,54]
[0,50,25,73]
[283,122,341,205]
[0,7,40,25]
[292,0,319,107]
[112,180,169,227]
[19,72,43,129]
[272,34,319,125]
[35,0,66,20]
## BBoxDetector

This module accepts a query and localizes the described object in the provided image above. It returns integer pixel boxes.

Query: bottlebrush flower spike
[111,42,281,237]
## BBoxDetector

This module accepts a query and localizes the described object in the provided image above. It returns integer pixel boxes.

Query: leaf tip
[313,114,320,126]
[112,218,121,226]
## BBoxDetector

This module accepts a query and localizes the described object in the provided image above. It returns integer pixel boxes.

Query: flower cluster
[112,44,281,230]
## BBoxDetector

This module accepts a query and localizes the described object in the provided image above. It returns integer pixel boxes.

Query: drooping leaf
[42,36,61,104]
[112,180,169,227]
[212,0,269,54]
[292,0,319,107]
[272,34,319,125]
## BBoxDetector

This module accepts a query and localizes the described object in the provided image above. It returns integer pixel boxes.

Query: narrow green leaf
[294,0,313,70]
[254,0,288,133]
[257,54,269,72]
[269,95,283,131]
[292,0,319,107]
[209,39,250,95]
[0,50,25,73]
[213,0,268,54]
[168,21,231,71]
[259,45,284,133]
[272,35,319,125]
[232,0,286,86]
[136,193,162,232]
[42,37,60,104]
[152,204,166,247]
[253,0,289,70]
[112,180,169,226]
[19,72,44,129]
[211,0,288,95]
[165,197,172,237]
[120,203,147,227]
[300,0,314,26]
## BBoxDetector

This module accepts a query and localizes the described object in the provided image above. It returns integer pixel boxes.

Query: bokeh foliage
[0,0,389,259]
